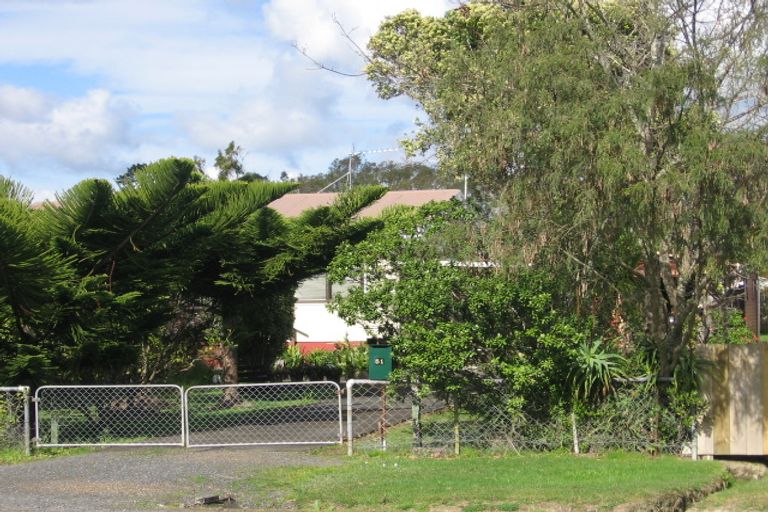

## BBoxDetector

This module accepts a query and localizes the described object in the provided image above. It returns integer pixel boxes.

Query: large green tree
[0,158,384,385]
[365,1,768,392]
[0,177,71,384]
[329,202,587,414]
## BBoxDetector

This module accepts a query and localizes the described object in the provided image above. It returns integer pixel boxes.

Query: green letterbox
[368,344,392,380]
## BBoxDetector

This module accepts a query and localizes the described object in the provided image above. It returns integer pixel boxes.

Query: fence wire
[0,387,29,454]
[346,382,693,456]
[345,380,445,454]
[35,385,184,447]
[185,382,342,447]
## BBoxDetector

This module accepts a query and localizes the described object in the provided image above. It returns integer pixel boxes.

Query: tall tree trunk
[745,272,759,339]
[220,344,239,406]
[220,307,240,406]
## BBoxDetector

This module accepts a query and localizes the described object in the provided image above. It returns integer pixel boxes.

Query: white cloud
[0,87,135,171]
[0,0,455,195]
[264,0,453,69]
[0,1,276,108]
[0,85,48,122]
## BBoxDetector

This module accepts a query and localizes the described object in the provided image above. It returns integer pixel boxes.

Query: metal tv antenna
[318,145,401,192]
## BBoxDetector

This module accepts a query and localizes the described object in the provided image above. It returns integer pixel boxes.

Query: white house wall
[293,302,368,349]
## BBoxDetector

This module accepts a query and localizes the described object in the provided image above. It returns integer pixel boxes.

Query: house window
[296,275,330,302]
[296,274,362,302]
[331,277,358,298]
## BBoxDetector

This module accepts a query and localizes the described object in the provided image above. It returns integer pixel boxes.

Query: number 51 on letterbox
[368,344,392,380]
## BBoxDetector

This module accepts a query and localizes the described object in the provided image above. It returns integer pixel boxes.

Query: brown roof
[268,189,461,218]
[266,193,337,218]
[33,189,462,218]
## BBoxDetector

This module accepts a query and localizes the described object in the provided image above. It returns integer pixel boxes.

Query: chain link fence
[29,380,690,455]
[35,385,184,447]
[345,379,445,454]
[185,382,342,447]
[0,387,30,455]
[345,381,693,456]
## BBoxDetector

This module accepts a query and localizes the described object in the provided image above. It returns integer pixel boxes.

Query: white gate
[184,382,342,447]
[35,385,185,447]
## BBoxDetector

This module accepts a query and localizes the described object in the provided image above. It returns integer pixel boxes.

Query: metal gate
[184,382,342,447]
[1,386,31,455]
[34,382,343,448]
[35,385,185,447]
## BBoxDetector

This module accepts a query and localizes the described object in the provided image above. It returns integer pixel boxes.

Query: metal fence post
[182,386,188,448]
[22,386,30,456]
[337,386,343,445]
[346,379,354,456]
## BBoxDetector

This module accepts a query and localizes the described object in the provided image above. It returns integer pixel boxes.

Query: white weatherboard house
[267,189,460,353]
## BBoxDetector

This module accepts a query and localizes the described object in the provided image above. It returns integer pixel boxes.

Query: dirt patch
[720,461,766,481]
[615,477,730,512]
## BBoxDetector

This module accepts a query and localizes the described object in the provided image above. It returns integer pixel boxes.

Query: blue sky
[0,0,453,199]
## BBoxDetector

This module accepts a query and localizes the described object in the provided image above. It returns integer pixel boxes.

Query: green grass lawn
[236,452,727,511]
[691,475,768,511]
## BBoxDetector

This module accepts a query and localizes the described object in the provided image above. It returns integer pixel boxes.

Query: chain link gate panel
[185,382,342,447]
[0,387,30,455]
[345,379,446,454]
[35,385,184,447]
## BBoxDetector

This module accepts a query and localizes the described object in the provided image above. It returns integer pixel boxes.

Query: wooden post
[571,411,580,454]
[745,272,760,339]
[453,401,460,456]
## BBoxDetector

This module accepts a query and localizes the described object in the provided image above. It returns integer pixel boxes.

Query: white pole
[346,379,354,456]
[22,387,30,456]
[571,411,580,455]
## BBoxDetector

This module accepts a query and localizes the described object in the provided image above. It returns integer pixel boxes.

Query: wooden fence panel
[697,344,768,457]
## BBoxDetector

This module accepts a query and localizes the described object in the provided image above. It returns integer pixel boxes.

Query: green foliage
[305,350,335,367]
[334,341,368,379]
[275,343,367,382]
[280,345,304,371]
[293,155,459,193]
[303,350,341,381]
[707,308,755,345]
[0,393,17,448]
[365,1,768,395]
[0,156,384,385]
[215,141,245,181]
[330,201,588,412]
[0,177,70,342]
[571,339,627,402]
[115,163,147,188]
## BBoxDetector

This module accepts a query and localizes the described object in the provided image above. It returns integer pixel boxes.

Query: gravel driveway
[0,446,338,511]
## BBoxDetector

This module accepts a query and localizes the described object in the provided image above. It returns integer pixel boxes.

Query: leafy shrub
[334,341,368,379]
[305,350,342,382]
[570,339,626,402]
[707,308,755,344]
[275,344,304,381]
